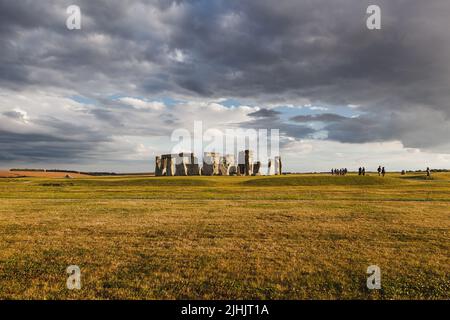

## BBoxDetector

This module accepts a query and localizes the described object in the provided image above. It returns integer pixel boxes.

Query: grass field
[0,173,449,299]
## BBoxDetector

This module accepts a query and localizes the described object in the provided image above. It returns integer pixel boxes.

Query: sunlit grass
[0,173,449,299]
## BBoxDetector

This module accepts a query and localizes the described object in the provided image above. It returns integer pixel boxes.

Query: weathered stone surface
[253,161,261,176]
[188,165,200,175]
[174,153,200,176]
[238,150,253,176]
[275,156,282,175]
[155,156,163,176]
[156,154,175,176]
[162,157,168,176]
[187,153,200,176]
[168,155,176,176]
[175,154,188,176]
[202,152,220,176]
[219,154,235,176]
[267,158,274,175]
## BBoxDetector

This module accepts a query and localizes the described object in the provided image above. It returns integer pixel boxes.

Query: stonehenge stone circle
[155,150,281,176]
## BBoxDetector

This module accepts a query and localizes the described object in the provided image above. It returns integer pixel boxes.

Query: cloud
[243,108,316,141]
[0,90,259,166]
[248,108,281,118]
[118,97,165,110]
[0,0,449,170]
[290,113,348,123]
[324,107,450,152]
[3,109,30,123]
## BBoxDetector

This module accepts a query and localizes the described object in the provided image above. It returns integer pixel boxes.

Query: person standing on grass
[382,167,386,177]
[377,166,382,176]
[426,167,431,177]
[358,167,362,175]
[362,167,366,176]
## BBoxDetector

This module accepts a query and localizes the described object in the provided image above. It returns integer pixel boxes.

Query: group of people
[376,166,386,177]
[330,166,387,176]
[331,168,348,175]
[330,166,432,177]
[359,166,386,176]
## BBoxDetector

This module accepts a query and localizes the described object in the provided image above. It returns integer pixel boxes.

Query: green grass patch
[38,177,218,187]
[242,175,400,186]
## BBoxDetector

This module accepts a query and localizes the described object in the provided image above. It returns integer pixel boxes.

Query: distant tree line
[10,168,46,172]
[9,168,120,176]
[410,169,449,173]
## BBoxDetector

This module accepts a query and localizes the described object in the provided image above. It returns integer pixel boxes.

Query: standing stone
[202,152,221,176]
[156,150,273,177]
[168,155,175,176]
[245,150,253,176]
[160,154,175,176]
[238,150,254,176]
[187,153,200,175]
[274,156,282,175]
[253,161,261,176]
[279,157,282,175]
[155,156,163,176]
[267,158,274,175]
[171,153,200,176]
[161,157,167,175]
[237,151,245,175]
[175,153,188,176]
[219,154,235,176]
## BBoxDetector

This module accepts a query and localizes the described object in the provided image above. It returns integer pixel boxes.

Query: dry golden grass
[0,173,448,299]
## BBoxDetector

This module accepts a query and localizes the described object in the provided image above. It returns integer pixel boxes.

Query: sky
[0,0,449,173]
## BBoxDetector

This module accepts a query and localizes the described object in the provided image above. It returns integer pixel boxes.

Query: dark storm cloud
[0,0,60,33]
[243,108,315,140]
[85,98,178,136]
[290,113,348,123]
[245,108,316,141]
[248,109,281,118]
[0,129,110,162]
[325,109,450,150]
[0,0,449,156]
[0,109,116,163]
[3,110,26,120]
